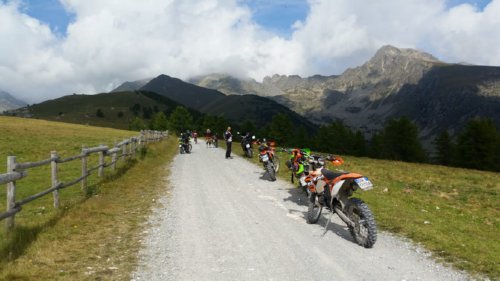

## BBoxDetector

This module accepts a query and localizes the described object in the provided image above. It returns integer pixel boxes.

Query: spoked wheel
[346,198,377,248]
[307,193,322,224]
[273,155,280,173]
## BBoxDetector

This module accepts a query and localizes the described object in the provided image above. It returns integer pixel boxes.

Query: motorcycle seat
[321,169,347,180]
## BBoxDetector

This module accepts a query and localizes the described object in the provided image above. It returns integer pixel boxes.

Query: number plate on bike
[355,177,373,190]
[246,144,250,148]
[260,154,269,162]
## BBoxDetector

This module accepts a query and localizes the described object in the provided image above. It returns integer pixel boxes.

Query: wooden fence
[0,130,168,230]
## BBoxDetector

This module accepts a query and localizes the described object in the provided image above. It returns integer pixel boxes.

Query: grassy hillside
[140,74,317,131]
[0,116,176,280]
[7,91,196,130]
[231,144,499,279]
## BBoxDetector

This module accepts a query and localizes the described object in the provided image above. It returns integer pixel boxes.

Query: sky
[0,0,499,103]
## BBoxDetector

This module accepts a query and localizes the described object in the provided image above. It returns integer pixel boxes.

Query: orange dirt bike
[303,155,377,248]
[206,135,213,147]
[257,139,280,181]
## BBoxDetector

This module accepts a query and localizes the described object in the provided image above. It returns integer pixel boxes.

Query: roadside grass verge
[231,142,499,280]
[0,116,177,280]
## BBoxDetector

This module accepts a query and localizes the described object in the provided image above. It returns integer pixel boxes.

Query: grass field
[0,116,177,280]
[229,142,500,280]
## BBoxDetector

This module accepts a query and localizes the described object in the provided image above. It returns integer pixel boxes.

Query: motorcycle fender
[315,179,326,193]
[330,180,346,198]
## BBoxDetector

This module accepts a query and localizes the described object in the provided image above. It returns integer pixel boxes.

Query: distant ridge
[139,74,316,131]
[111,78,152,92]
[0,90,27,112]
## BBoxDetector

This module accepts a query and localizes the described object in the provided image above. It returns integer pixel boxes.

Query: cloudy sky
[0,0,498,103]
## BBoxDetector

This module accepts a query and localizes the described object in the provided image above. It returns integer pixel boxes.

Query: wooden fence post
[98,145,104,177]
[6,156,16,230]
[51,151,60,208]
[81,147,87,192]
[112,142,118,171]
[131,138,136,159]
[140,131,145,148]
[122,142,127,162]
[129,140,133,159]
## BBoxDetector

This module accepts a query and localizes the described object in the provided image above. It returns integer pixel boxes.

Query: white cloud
[0,0,499,103]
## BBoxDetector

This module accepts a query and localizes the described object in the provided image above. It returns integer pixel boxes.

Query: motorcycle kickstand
[321,211,334,237]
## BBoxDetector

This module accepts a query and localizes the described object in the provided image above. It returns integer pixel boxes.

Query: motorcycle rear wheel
[266,163,276,181]
[307,193,322,224]
[187,144,192,153]
[345,198,377,248]
[273,155,280,173]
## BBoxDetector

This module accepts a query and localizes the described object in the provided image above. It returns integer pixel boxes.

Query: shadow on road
[283,187,356,245]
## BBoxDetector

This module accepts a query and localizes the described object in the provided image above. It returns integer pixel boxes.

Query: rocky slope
[0,90,27,112]
[192,45,500,145]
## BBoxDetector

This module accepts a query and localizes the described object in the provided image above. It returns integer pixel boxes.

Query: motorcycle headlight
[318,158,325,166]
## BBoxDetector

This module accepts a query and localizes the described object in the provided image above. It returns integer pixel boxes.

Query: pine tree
[433,130,455,165]
[129,117,146,131]
[379,117,426,162]
[150,112,169,131]
[169,106,193,135]
[456,118,499,171]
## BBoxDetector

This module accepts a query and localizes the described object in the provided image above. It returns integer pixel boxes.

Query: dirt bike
[304,155,377,248]
[213,135,218,148]
[284,148,319,188]
[238,132,255,158]
[257,139,280,181]
[179,135,192,154]
[206,136,213,147]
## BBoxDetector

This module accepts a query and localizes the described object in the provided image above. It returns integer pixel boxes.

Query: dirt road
[132,142,470,281]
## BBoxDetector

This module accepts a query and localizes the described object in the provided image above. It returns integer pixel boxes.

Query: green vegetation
[0,116,176,280]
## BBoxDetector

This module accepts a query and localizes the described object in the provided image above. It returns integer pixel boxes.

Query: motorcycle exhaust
[334,206,355,228]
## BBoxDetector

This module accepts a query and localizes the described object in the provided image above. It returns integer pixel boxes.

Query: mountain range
[185,45,500,146]
[0,90,27,112]
[5,45,499,149]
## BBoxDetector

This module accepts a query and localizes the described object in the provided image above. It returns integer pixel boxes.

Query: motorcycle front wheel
[345,198,377,248]
[187,144,193,153]
[307,193,322,224]
[246,148,253,158]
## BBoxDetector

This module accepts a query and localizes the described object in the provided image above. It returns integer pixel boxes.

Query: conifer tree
[434,130,455,165]
[456,118,499,171]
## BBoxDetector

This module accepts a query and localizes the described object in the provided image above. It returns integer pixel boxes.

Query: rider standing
[224,126,233,159]
[205,129,212,147]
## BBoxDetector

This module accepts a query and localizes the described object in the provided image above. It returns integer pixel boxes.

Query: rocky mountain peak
[333,45,442,93]
[372,45,439,66]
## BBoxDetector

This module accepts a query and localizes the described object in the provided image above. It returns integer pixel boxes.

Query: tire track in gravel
[132,142,471,281]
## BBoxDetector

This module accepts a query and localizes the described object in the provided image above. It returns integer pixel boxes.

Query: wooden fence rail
[0,130,168,230]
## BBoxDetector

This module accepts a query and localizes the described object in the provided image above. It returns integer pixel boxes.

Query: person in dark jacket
[224,126,233,159]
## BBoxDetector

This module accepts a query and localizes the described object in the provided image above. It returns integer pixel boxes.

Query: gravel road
[132,142,471,281]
